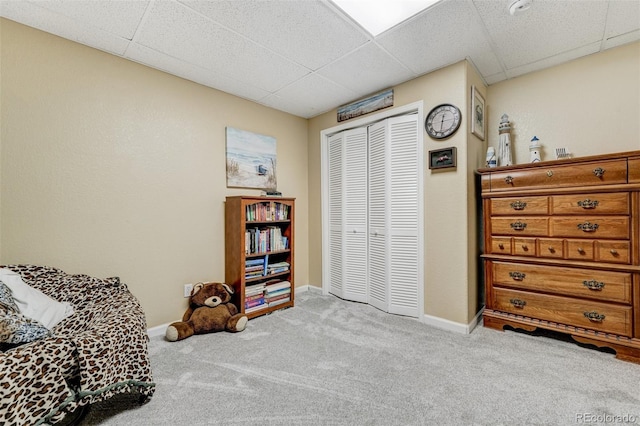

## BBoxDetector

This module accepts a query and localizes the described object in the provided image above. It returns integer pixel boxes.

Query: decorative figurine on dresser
[478,150,640,363]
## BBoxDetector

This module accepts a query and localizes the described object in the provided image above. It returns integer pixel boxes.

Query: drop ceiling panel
[377,0,502,78]
[181,0,370,71]
[135,0,309,92]
[265,73,358,118]
[505,42,601,79]
[318,42,416,96]
[605,0,640,39]
[476,0,609,70]
[125,43,271,102]
[27,0,149,40]
[0,1,130,55]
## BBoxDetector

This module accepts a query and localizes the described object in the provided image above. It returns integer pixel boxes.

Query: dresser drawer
[492,262,632,304]
[629,157,640,184]
[513,238,536,256]
[550,216,629,239]
[552,193,629,215]
[491,217,549,236]
[490,237,512,255]
[566,239,594,261]
[491,196,548,215]
[596,240,631,264]
[488,159,628,192]
[493,288,632,336]
[536,238,564,259]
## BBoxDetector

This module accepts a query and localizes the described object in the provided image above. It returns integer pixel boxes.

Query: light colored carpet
[80,291,640,425]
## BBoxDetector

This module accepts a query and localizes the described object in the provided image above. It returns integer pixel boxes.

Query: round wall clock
[425,104,462,139]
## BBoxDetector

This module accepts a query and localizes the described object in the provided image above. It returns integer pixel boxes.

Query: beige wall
[487,41,640,162]
[0,19,309,328]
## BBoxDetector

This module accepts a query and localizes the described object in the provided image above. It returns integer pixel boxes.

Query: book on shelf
[245,297,265,309]
[268,297,290,308]
[245,293,265,302]
[265,280,291,293]
[245,304,266,314]
[265,288,291,299]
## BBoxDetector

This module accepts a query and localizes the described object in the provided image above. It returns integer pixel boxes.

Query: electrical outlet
[184,283,193,298]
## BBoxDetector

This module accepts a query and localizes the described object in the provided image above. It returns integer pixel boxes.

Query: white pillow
[0,268,74,330]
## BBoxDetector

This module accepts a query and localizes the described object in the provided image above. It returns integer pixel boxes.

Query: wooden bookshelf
[225,196,295,319]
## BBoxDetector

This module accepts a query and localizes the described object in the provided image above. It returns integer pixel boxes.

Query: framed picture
[471,86,485,141]
[428,147,457,170]
[337,89,393,122]
[225,127,277,190]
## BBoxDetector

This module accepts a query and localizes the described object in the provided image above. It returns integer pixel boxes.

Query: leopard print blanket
[0,265,155,425]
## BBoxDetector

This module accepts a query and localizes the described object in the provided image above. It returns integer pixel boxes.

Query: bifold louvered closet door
[327,114,421,317]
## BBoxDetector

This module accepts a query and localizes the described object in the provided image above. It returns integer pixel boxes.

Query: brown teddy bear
[165,282,247,342]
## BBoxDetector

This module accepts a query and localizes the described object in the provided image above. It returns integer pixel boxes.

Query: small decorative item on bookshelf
[261,190,282,197]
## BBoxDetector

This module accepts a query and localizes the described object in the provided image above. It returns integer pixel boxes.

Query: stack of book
[244,258,266,280]
[267,261,289,275]
[245,227,288,255]
[264,280,291,307]
[245,283,266,313]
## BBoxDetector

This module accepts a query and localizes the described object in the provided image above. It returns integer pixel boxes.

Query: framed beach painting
[225,127,277,190]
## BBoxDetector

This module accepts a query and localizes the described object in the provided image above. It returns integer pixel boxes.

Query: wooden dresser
[478,150,640,363]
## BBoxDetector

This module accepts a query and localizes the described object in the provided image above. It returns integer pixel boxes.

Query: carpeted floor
[80,291,640,425]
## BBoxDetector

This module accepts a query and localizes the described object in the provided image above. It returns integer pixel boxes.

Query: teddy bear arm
[182,306,194,322]
[226,303,239,316]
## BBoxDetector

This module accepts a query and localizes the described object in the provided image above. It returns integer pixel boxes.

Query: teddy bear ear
[192,282,205,295]
[222,283,234,294]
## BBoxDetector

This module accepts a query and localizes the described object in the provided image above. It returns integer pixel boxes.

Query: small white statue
[529,136,541,163]
[498,114,513,166]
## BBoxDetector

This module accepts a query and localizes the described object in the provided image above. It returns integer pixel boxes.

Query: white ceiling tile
[317,42,415,96]
[484,71,507,85]
[605,0,640,39]
[268,73,358,118]
[377,0,500,77]
[603,29,640,50]
[135,0,309,93]
[25,0,149,39]
[475,0,608,70]
[125,43,270,102]
[505,42,601,79]
[0,1,130,55]
[180,0,370,71]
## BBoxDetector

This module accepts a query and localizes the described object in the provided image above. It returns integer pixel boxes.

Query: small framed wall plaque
[428,147,457,170]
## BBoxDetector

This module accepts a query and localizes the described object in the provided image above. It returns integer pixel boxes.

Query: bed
[0,264,155,425]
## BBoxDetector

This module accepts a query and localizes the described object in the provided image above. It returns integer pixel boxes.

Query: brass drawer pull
[509,298,526,308]
[546,170,553,177]
[593,167,606,178]
[498,243,505,250]
[510,200,527,210]
[548,246,556,253]
[577,247,585,254]
[504,175,514,184]
[583,311,605,322]
[509,271,526,281]
[521,244,529,251]
[577,222,599,232]
[609,249,618,256]
[583,280,605,291]
[510,221,527,231]
[577,199,599,209]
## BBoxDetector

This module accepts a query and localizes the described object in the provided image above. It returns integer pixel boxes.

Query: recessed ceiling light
[332,0,443,36]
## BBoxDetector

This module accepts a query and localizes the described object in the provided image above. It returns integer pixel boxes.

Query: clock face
[425,104,462,139]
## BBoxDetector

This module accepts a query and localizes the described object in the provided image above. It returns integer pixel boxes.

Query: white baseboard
[147,323,170,339]
[422,308,484,335]
[295,284,322,294]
